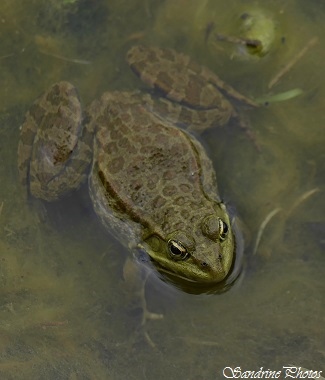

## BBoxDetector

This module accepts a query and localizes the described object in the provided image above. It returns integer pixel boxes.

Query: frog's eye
[218,219,229,241]
[167,239,189,260]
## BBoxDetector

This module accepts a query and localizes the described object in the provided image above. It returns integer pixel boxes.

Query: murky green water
[0,0,324,378]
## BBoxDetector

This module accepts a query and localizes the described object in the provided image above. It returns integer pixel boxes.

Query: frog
[18,45,255,287]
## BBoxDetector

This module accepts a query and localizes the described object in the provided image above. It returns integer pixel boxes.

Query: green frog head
[141,202,235,284]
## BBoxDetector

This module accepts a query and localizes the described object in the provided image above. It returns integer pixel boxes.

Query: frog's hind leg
[21,82,93,201]
[141,93,230,133]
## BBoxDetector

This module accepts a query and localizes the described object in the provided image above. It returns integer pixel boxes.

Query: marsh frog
[18,45,255,286]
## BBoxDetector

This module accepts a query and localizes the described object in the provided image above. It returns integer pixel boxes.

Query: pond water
[0,0,324,379]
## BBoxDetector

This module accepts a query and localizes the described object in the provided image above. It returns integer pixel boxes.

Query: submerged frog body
[18,46,253,286]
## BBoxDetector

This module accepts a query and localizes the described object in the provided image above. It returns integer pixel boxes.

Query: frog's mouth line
[151,247,243,295]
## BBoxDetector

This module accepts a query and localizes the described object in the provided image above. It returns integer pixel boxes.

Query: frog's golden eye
[218,219,229,241]
[167,239,189,260]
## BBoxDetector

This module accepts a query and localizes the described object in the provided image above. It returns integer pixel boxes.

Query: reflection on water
[0,0,324,378]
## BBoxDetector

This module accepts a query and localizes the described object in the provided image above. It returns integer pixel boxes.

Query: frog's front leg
[18,82,93,201]
[123,256,163,348]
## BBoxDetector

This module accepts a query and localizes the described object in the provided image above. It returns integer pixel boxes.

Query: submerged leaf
[256,88,304,105]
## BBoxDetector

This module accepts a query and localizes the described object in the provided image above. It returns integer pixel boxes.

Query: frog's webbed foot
[123,257,163,348]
